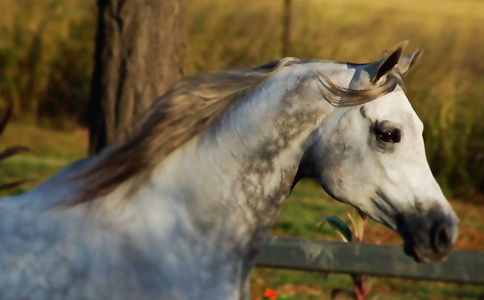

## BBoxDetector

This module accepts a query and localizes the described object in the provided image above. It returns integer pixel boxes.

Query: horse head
[305,43,458,263]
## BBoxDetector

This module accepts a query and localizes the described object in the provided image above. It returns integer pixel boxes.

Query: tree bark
[88,0,186,155]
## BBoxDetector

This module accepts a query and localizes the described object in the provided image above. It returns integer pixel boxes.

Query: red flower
[263,288,277,300]
[252,296,259,300]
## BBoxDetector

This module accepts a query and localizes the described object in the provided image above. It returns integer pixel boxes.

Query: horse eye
[376,128,401,143]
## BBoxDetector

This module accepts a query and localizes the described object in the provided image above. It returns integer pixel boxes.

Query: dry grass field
[0,0,482,194]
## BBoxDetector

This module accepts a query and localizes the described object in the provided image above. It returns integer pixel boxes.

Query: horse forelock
[66,57,301,205]
[317,68,404,107]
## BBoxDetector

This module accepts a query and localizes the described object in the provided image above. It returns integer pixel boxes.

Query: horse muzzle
[396,205,458,263]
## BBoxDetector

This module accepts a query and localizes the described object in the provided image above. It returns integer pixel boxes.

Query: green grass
[251,268,484,300]
[272,180,349,239]
[0,122,87,195]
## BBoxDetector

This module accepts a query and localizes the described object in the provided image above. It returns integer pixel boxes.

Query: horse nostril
[431,224,452,254]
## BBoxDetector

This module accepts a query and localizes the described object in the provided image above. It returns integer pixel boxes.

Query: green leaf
[347,208,367,242]
[317,215,353,242]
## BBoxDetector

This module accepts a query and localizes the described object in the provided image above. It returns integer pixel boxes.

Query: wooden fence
[256,237,484,285]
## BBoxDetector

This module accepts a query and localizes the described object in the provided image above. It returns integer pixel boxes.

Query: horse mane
[67,58,403,205]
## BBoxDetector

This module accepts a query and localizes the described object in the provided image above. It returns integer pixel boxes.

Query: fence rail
[256,237,484,285]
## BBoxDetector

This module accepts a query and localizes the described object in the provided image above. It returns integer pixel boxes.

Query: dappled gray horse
[0,42,458,299]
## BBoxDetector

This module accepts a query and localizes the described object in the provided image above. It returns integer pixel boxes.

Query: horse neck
[131,65,335,250]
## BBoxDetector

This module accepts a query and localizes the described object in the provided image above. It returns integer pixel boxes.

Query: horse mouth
[395,206,458,263]
[401,232,453,263]
[403,241,423,263]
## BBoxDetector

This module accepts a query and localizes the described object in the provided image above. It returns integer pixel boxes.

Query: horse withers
[0,42,458,299]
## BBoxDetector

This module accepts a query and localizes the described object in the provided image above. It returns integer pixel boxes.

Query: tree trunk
[88,0,186,155]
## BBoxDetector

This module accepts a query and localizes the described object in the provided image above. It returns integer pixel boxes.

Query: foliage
[317,215,353,242]
[0,0,95,125]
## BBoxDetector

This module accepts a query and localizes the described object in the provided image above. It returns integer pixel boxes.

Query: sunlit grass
[0,121,87,195]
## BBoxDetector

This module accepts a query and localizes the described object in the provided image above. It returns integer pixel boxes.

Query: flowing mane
[69,58,403,205]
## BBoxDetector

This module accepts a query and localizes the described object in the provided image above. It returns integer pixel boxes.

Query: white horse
[0,42,458,300]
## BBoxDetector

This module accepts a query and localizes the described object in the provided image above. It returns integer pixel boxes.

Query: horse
[0,42,458,300]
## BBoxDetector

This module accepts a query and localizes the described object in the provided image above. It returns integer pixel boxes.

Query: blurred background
[1,0,482,195]
[0,0,482,298]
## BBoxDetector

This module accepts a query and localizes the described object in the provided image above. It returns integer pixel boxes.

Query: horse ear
[367,41,407,84]
[397,47,423,74]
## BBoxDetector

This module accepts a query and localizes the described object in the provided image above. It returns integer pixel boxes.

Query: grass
[251,269,484,300]
[0,122,87,195]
